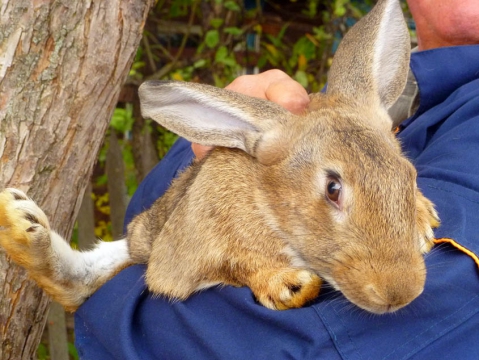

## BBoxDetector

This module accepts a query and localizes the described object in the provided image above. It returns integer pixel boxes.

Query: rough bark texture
[0,0,152,358]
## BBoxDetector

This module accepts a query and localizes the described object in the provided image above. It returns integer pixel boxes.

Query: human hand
[191,69,310,160]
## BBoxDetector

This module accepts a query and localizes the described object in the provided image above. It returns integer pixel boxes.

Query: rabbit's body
[126,91,437,314]
[128,147,323,309]
[0,0,439,314]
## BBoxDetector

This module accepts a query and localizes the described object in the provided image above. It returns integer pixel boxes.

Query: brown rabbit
[0,0,439,314]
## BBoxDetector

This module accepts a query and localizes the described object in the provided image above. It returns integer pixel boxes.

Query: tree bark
[106,131,128,239]
[77,182,96,250]
[0,0,152,358]
[46,302,68,360]
[131,97,159,183]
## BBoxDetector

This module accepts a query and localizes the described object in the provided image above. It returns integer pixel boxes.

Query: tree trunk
[77,182,96,250]
[106,131,128,239]
[46,302,69,360]
[131,97,160,183]
[0,1,152,358]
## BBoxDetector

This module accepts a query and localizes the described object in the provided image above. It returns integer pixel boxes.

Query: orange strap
[433,238,479,268]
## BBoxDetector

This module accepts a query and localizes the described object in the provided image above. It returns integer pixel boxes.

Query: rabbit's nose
[364,280,424,313]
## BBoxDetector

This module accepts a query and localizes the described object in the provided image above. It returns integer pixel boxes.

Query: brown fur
[129,93,439,312]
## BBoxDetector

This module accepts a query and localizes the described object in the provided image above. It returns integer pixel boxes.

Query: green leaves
[293,36,316,63]
[210,18,224,29]
[224,0,241,12]
[110,105,133,133]
[168,0,194,17]
[294,70,309,88]
[224,27,243,36]
[333,0,348,17]
[205,30,220,48]
[215,46,237,67]
[193,59,207,68]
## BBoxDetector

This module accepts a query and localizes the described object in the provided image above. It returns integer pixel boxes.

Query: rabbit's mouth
[331,279,425,314]
[326,254,427,314]
[358,283,424,314]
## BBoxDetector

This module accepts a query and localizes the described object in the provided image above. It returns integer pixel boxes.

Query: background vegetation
[37,0,414,358]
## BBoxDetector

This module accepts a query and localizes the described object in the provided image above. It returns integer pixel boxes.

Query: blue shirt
[75,45,479,360]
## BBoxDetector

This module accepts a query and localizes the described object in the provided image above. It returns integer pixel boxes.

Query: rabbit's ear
[139,81,290,158]
[326,0,410,112]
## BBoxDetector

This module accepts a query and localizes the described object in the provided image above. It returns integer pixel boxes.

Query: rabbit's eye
[326,177,342,204]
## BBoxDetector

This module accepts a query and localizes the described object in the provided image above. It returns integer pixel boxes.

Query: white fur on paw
[0,188,53,271]
[5,189,50,231]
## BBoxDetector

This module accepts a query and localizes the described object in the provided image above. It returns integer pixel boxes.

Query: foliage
[138,0,374,91]
[68,342,80,360]
[37,343,48,359]
[37,341,78,360]
[109,105,138,197]
[93,192,114,241]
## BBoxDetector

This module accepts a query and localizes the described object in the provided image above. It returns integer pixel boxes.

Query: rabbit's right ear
[139,81,290,159]
[326,0,410,114]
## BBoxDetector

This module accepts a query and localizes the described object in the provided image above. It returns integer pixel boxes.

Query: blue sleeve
[74,48,479,360]
[75,131,479,360]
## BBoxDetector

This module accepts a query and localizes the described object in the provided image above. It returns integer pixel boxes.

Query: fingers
[192,70,310,159]
[191,143,214,160]
[227,70,310,115]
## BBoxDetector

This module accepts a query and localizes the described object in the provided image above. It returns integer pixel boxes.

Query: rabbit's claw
[416,190,440,254]
[0,188,52,270]
[253,269,321,310]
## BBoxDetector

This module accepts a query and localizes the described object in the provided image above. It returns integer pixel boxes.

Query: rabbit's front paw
[252,269,321,310]
[0,188,52,270]
[416,190,440,254]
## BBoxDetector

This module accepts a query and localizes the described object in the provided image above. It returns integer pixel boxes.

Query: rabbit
[0,0,439,314]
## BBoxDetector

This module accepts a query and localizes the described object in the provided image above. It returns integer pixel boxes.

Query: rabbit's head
[254,99,429,314]
[139,0,438,314]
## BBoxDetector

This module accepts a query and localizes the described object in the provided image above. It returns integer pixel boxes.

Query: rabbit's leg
[246,267,322,310]
[0,188,132,312]
[415,189,440,253]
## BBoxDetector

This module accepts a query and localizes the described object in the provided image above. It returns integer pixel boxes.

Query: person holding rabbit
[0,0,476,358]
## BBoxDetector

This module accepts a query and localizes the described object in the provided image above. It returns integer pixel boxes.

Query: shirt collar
[410,44,479,120]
